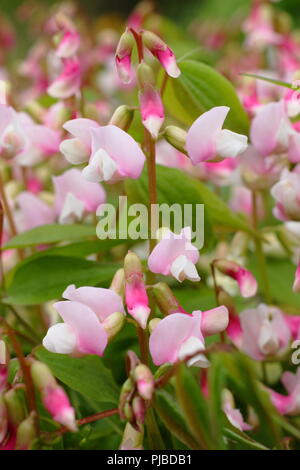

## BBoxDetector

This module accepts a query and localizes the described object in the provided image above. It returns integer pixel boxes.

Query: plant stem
[145,130,158,257]
[53,408,119,437]
[1,319,39,435]
[251,190,271,303]
[3,303,40,343]
[0,172,23,259]
[137,325,149,365]
[130,29,144,62]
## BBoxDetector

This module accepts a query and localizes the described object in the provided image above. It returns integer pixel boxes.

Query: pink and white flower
[222,389,252,431]
[56,30,80,59]
[43,284,125,357]
[270,368,300,416]
[53,168,106,224]
[142,31,180,78]
[149,307,228,367]
[139,85,164,139]
[82,125,146,183]
[60,118,99,164]
[47,57,81,99]
[271,167,300,221]
[186,107,248,164]
[213,259,257,298]
[148,227,200,282]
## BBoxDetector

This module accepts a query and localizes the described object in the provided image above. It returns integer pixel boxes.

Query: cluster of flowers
[1,0,300,450]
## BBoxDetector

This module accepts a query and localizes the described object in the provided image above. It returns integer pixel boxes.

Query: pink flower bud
[0,340,8,393]
[109,105,134,131]
[152,282,187,316]
[142,30,180,78]
[139,85,164,139]
[133,364,154,401]
[213,259,257,298]
[132,396,146,429]
[269,368,300,416]
[124,252,150,329]
[119,422,144,450]
[115,29,135,84]
[43,386,77,431]
[222,389,252,431]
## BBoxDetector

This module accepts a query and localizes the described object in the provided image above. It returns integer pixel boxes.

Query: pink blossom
[271,167,300,221]
[43,386,77,431]
[148,227,200,282]
[222,389,252,431]
[53,168,106,224]
[124,252,150,329]
[47,57,81,99]
[230,186,264,220]
[115,30,134,84]
[270,368,300,416]
[243,3,282,50]
[56,30,80,59]
[139,86,164,139]
[149,307,228,367]
[43,284,124,356]
[156,140,191,170]
[239,304,291,361]
[82,125,145,183]
[60,118,99,164]
[213,259,257,298]
[17,192,55,231]
[142,31,180,78]
[186,107,248,164]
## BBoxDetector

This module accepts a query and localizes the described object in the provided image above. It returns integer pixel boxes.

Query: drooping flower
[222,389,252,432]
[142,30,180,78]
[42,284,125,357]
[149,307,228,367]
[148,227,200,282]
[186,106,248,164]
[115,29,135,84]
[124,252,150,329]
[213,259,257,298]
[53,168,106,224]
[82,125,145,183]
[139,85,164,139]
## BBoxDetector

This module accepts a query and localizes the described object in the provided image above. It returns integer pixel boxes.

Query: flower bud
[109,105,134,131]
[124,402,133,422]
[115,29,135,84]
[4,389,26,428]
[148,318,161,333]
[139,85,164,139]
[119,377,134,420]
[133,364,154,401]
[142,30,180,78]
[137,62,155,89]
[103,312,125,339]
[152,282,186,315]
[213,259,257,298]
[124,252,150,329]
[15,412,37,450]
[31,361,77,431]
[110,268,125,297]
[164,126,187,154]
[119,422,144,450]
[132,396,146,429]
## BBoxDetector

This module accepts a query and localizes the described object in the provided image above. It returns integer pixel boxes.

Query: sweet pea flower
[82,125,145,183]
[42,284,125,357]
[56,30,80,59]
[222,389,252,432]
[243,2,282,50]
[139,85,164,139]
[17,192,55,231]
[149,306,228,367]
[238,304,291,361]
[47,57,81,99]
[124,252,150,329]
[270,368,300,416]
[53,168,106,224]
[271,167,300,221]
[115,29,134,84]
[142,31,180,78]
[148,227,200,282]
[186,106,248,164]
[60,118,99,164]
[250,101,300,160]
[213,259,257,298]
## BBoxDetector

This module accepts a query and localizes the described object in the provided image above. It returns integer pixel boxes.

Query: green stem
[146,408,165,450]
[252,190,271,303]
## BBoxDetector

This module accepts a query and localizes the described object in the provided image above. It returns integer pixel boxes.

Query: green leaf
[3,224,96,249]
[5,255,119,305]
[155,390,199,449]
[223,428,269,450]
[175,363,213,449]
[35,347,119,405]
[208,354,227,449]
[163,60,249,133]
[125,165,256,244]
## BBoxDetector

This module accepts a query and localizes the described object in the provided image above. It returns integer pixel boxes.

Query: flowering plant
[1,0,300,451]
